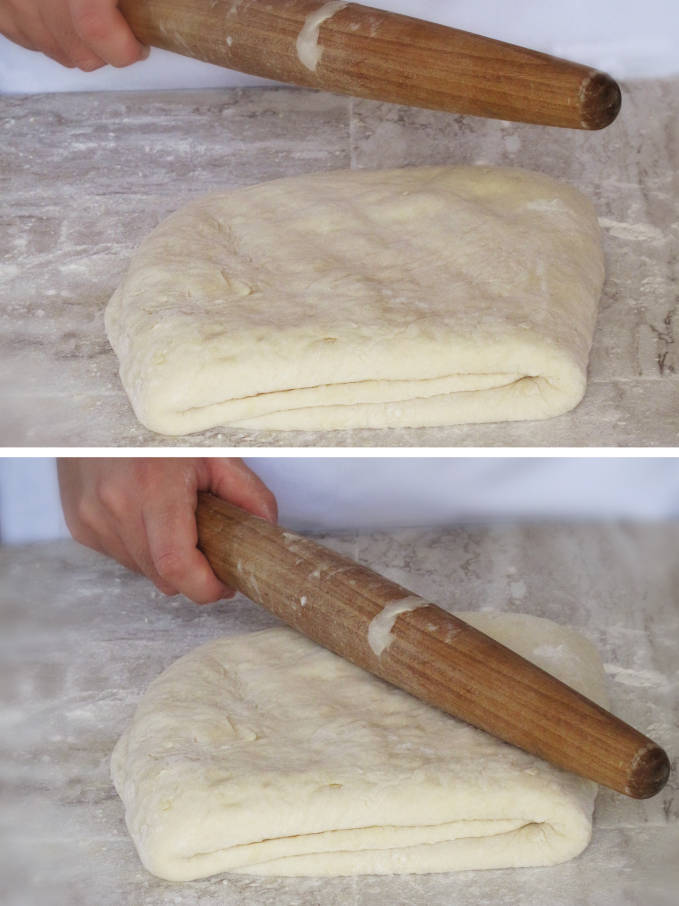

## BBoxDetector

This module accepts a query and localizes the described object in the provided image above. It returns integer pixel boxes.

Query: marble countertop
[1,79,678,447]
[1,524,677,905]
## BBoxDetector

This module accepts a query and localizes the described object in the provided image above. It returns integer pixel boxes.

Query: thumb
[205,458,278,524]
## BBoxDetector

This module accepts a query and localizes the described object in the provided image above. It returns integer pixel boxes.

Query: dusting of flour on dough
[531,643,569,661]
[367,596,428,657]
[296,1,347,71]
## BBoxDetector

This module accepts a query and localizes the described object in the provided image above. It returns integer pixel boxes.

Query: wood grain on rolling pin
[196,494,669,800]
[119,0,621,129]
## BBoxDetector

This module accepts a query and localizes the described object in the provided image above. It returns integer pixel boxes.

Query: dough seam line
[178,375,536,416]
[187,819,540,860]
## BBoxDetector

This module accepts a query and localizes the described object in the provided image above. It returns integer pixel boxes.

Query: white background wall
[2,459,679,543]
[2,0,678,93]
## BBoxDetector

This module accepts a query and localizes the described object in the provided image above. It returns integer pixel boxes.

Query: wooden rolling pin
[119,0,621,129]
[196,494,669,799]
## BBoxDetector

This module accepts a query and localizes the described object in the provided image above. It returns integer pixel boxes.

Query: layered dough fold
[111,612,608,879]
[105,166,604,434]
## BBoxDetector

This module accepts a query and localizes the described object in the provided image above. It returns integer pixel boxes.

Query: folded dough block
[105,166,605,434]
[111,612,609,879]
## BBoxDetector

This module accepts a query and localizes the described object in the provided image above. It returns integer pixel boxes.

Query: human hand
[58,458,278,604]
[0,0,148,70]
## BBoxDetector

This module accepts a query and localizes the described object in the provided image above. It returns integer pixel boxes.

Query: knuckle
[64,511,85,543]
[52,51,76,68]
[192,588,222,606]
[134,460,163,494]
[74,498,97,534]
[153,547,187,583]
[72,6,108,43]
[110,48,141,68]
[97,479,125,517]
[75,56,103,71]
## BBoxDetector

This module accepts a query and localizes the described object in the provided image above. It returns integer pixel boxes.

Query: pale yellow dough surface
[111,612,608,880]
[105,166,605,435]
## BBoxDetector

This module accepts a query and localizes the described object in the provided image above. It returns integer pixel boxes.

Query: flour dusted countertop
[1,523,677,904]
[1,80,678,446]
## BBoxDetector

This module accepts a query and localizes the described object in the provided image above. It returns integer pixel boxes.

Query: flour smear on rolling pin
[296,1,348,71]
[367,596,430,657]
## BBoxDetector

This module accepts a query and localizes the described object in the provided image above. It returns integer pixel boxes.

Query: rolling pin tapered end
[580,71,622,129]
[627,743,671,799]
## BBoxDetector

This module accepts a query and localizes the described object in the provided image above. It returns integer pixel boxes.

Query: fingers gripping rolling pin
[119,0,621,129]
[196,494,669,800]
